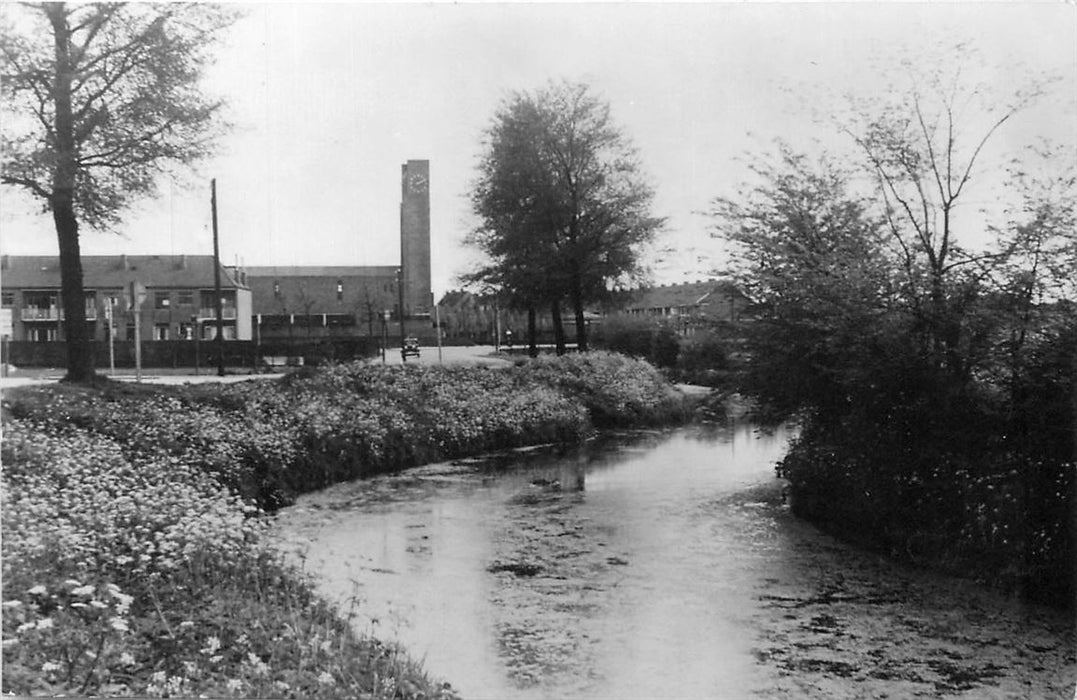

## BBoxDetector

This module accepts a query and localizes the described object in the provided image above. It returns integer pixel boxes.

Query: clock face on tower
[408,172,428,193]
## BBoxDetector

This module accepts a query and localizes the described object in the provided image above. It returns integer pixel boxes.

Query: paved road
[0,345,513,391]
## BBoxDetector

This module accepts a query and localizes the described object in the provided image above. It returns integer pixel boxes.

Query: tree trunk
[551,299,566,355]
[571,276,588,352]
[54,198,93,382]
[527,305,538,358]
[48,5,94,383]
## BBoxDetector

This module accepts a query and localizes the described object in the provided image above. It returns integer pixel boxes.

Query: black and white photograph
[1,2,1075,698]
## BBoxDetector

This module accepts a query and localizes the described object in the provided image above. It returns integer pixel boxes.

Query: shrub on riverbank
[4,353,687,510]
[517,351,690,427]
[2,352,692,695]
[1,420,450,698]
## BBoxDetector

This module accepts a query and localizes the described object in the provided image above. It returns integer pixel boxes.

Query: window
[177,290,194,306]
[1,292,13,307]
[155,291,171,309]
[273,282,281,299]
[155,324,170,340]
[29,326,57,342]
[336,280,344,301]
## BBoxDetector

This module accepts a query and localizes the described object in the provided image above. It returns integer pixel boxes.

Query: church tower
[400,159,433,318]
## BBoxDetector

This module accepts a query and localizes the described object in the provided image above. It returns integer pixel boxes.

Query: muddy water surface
[271,423,1076,699]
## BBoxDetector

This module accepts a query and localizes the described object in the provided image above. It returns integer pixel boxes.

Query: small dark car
[402,337,421,359]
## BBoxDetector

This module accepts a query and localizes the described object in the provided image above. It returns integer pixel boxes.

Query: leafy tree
[710,145,897,419]
[717,45,1076,604]
[469,79,663,353]
[1,2,238,382]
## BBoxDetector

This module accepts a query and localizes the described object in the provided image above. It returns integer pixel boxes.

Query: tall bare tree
[1,2,238,381]
[833,42,1062,378]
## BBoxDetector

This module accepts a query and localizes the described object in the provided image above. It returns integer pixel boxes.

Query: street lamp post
[192,314,200,376]
[381,310,390,364]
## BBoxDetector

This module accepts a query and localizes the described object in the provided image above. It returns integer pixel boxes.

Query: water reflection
[273,422,793,699]
[271,421,1074,699]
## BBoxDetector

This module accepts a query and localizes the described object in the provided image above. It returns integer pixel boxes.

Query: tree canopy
[468,80,663,353]
[712,43,1075,603]
[1,2,238,381]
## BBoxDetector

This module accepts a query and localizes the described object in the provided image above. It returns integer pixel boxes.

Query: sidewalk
[0,367,285,390]
[0,346,512,390]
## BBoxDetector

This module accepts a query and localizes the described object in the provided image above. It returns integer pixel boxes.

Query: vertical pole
[211,179,225,376]
[107,300,115,374]
[435,304,443,364]
[193,319,200,376]
[397,267,406,361]
[132,288,142,383]
[381,312,388,364]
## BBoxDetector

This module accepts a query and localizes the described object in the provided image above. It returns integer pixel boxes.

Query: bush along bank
[4,353,690,510]
[778,405,1074,609]
[2,353,692,696]
[1,420,451,699]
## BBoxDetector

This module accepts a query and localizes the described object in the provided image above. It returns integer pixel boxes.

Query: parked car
[402,337,421,359]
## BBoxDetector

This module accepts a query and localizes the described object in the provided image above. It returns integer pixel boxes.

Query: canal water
[271,421,1076,699]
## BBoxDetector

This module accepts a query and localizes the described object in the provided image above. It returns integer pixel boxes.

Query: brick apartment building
[0,253,252,342]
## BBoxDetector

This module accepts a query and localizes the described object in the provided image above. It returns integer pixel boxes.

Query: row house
[0,255,252,342]
[618,280,751,324]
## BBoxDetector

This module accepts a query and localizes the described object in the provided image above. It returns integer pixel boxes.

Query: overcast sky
[1,2,1074,298]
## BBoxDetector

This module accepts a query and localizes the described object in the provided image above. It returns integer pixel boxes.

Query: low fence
[4,338,381,370]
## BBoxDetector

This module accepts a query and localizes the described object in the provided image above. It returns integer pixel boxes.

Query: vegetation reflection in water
[273,422,791,699]
[272,422,1075,700]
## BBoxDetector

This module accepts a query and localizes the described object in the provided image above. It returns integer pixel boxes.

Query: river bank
[1,353,696,697]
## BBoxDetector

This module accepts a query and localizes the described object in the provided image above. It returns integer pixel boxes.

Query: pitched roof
[623,280,746,311]
[0,255,246,289]
[246,268,399,314]
[245,265,397,278]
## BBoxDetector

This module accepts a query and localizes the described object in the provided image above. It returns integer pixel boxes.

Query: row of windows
[272,281,395,302]
[2,290,233,309]
[22,322,238,342]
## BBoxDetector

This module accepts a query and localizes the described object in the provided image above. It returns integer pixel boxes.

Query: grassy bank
[2,352,691,697]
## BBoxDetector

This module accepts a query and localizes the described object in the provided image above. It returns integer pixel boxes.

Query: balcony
[21,307,60,321]
[20,307,98,321]
[197,307,237,320]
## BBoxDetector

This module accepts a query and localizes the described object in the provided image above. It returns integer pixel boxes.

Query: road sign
[124,281,146,311]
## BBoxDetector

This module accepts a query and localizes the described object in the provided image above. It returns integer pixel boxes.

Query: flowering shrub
[1,420,452,698]
[4,353,687,512]
[518,351,690,427]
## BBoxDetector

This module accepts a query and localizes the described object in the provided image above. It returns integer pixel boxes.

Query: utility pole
[211,179,225,377]
[397,266,406,361]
